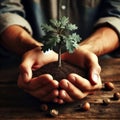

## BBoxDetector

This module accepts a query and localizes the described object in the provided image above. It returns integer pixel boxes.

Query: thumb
[19,61,33,83]
[89,65,101,85]
[85,52,101,85]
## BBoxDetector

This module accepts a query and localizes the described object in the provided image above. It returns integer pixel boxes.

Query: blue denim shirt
[0,0,120,66]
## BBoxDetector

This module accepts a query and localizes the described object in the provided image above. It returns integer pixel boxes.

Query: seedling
[41,16,81,67]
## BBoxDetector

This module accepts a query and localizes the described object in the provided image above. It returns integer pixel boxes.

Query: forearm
[79,27,119,56]
[0,25,42,55]
[0,1,42,55]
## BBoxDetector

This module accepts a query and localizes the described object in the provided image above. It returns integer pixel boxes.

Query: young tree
[41,16,81,67]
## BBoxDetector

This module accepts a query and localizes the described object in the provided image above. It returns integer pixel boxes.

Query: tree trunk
[58,44,61,67]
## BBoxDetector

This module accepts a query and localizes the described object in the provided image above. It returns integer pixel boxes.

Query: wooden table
[0,58,120,120]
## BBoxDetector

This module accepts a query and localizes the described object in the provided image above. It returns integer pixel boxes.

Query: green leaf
[50,19,61,28]
[41,16,82,53]
[64,33,81,53]
[42,34,61,52]
[65,39,75,53]
[71,33,81,43]
[66,24,78,31]
[59,16,69,29]
[41,24,55,33]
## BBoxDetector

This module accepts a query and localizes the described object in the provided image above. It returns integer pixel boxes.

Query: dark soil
[33,61,87,81]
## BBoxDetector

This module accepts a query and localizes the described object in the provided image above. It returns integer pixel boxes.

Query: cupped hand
[58,47,102,102]
[18,48,60,102]
[18,73,59,102]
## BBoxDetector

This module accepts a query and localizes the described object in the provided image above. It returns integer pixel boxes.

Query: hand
[18,48,60,102]
[57,26,119,103]
[57,47,102,102]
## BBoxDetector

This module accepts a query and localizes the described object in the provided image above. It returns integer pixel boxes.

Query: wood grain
[0,58,120,120]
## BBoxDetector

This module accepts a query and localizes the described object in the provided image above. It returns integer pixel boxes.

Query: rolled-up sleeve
[0,13,32,34]
[0,0,32,35]
[95,0,120,37]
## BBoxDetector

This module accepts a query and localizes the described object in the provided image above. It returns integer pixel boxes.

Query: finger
[89,63,101,85]
[59,90,73,102]
[53,98,65,104]
[25,80,59,100]
[68,73,102,91]
[19,59,33,83]
[27,75,59,90]
[59,79,88,101]
[40,89,59,102]
[86,53,101,85]
[21,76,59,91]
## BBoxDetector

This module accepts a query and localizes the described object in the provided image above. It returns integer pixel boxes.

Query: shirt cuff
[0,13,32,35]
[95,17,120,38]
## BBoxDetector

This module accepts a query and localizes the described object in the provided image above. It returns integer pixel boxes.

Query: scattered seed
[40,104,48,111]
[104,82,114,91]
[50,109,59,117]
[82,102,90,111]
[113,92,120,100]
[103,98,110,105]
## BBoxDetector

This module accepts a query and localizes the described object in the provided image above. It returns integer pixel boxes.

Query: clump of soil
[33,61,87,81]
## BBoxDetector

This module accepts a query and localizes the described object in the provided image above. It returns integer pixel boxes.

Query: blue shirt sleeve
[95,0,120,37]
[0,0,32,35]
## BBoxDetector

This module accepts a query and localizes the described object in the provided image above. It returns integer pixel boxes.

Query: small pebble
[104,82,114,91]
[103,98,110,105]
[113,92,120,100]
[82,102,90,111]
[40,104,48,111]
[50,109,59,117]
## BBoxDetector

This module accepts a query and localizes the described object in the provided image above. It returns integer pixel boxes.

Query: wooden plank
[0,58,120,119]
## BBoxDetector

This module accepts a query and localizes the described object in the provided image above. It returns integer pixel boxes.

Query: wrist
[17,28,43,54]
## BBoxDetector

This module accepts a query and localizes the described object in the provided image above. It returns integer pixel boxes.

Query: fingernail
[62,91,66,97]
[58,99,64,104]
[92,73,99,84]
